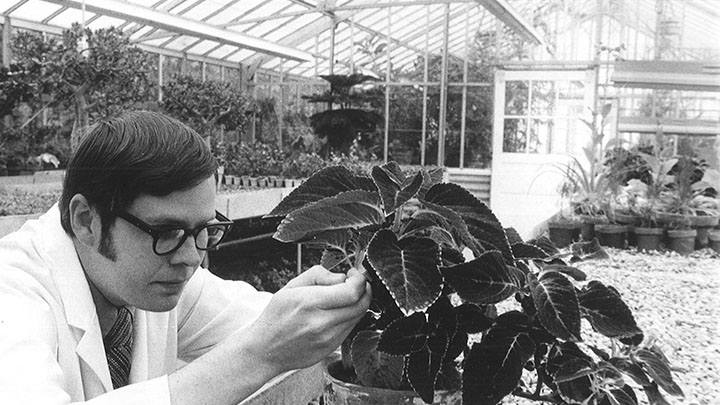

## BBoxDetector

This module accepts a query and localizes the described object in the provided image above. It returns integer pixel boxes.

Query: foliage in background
[303,74,383,158]
[0,189,61,216]
[10,24,157,150]
[162,74,250,139]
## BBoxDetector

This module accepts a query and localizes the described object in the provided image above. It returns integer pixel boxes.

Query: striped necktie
[103,306,133,389]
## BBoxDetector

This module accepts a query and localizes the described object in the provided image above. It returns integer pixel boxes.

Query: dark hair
[59,111,218,236]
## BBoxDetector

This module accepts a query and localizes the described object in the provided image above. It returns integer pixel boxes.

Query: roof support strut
[43,0,312,61]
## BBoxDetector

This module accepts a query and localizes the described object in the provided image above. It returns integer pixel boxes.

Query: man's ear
[69,194,102,247]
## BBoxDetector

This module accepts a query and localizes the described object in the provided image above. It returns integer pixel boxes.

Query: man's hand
[244,265,372,376]
[169,265,371,405]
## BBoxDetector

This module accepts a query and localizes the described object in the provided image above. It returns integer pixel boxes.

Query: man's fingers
[313,275,371,310]
[285,265,346,288]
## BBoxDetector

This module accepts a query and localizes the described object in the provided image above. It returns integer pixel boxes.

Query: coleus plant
[265,162,683,405]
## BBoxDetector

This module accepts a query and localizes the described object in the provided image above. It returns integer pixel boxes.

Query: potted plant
[555,105,616,241]
[624,152,678,252]
[265,162,684,405]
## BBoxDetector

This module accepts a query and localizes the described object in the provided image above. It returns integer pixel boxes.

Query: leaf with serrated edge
[273,190,383,243]
[512,242,549,260]
[544,264,587,281]
[350,330,405,389]
[634,349,684,397]
[377,312,427,356]
[579,281,642,338]
[367,230,443,316]
[424,183,514,264]
[266,165,376,217]
[555,358,595,404]
[441,251,517,305]
[372,166,424,214]
[529,272,582,342]
[609,358,651,387]
[411,202,483,257]
[462,325,535,405]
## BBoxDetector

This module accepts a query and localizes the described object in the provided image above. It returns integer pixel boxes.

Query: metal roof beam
[474,0,545,46]
[42,0,312,62]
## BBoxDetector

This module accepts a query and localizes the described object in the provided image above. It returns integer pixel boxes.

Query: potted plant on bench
[266,162,684,405]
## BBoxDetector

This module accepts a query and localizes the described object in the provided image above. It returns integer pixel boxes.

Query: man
[0,111,371,404]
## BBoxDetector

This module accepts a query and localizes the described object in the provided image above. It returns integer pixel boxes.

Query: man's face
[88,176,218,312]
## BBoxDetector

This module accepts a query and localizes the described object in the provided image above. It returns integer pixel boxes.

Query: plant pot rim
[548,219,581,229]
[633,227,664,235]
[667,229,697,237]
[324,359,460,401]
[594,224,628,232]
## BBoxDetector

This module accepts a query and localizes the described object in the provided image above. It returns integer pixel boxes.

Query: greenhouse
[0,0,719,404]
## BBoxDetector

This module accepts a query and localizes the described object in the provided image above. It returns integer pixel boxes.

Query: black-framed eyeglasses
[116,210,233,256]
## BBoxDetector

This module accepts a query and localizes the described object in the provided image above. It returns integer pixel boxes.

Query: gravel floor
[574,247,719,405]
[501,247,719,405]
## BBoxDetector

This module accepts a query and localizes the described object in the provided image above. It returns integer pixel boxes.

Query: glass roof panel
[45,8,93,27]
[87,15,128,30]
[9,0,63,21]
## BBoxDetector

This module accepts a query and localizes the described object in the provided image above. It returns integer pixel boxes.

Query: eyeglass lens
[155,224,228,254]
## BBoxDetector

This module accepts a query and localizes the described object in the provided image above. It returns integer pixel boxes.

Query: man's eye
[158,229,184,240]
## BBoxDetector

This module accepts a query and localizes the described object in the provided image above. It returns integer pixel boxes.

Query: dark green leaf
[455,303,493,334]
[367,230,443,315]
[377,312,427,355]
[529,272,582,342]
[320,249,347,272]
[418,168,444,199]
[609,357,651,386]
[266,166,376,217]
[424,183,514,264]
[634,349,684,397]
[600,387,638,405]
[570,238,610,262]
[372,165,423,214]
[527,235,560,256]
[543,264,587,281]
[645,382,672,405]
[555,358,595,404]
[350,330,405,389]
[462,325,535,405]
[406,344,443,404]
[579,281,642,338]
[511,243,550,260]
[504,227,524,245]
[273,190,384,242]
[413,201,484,257]
[441,251,518,305]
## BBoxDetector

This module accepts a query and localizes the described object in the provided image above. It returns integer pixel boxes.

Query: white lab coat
[0,206,272,404]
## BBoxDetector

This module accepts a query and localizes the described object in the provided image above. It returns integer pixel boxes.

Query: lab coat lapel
[38,206,114,395]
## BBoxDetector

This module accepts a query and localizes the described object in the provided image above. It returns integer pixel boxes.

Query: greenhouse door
[490,68,596,239]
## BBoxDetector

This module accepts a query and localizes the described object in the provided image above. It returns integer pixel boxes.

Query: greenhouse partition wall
[2,0,719,235]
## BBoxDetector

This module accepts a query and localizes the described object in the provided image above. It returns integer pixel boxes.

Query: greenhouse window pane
[503,118,527,153]
[531,81,555,116]
[505,81,528,115]
[529,118,554,154]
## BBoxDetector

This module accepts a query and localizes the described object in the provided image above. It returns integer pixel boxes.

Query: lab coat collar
[37,205,114,394]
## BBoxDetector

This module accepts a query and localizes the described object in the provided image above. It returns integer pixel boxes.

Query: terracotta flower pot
[634,227,664,252]
[667,229,697,255]
[708,230,720,254]
[594,224,628,249]
[579,215,608,241]
[548,219,581,248]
